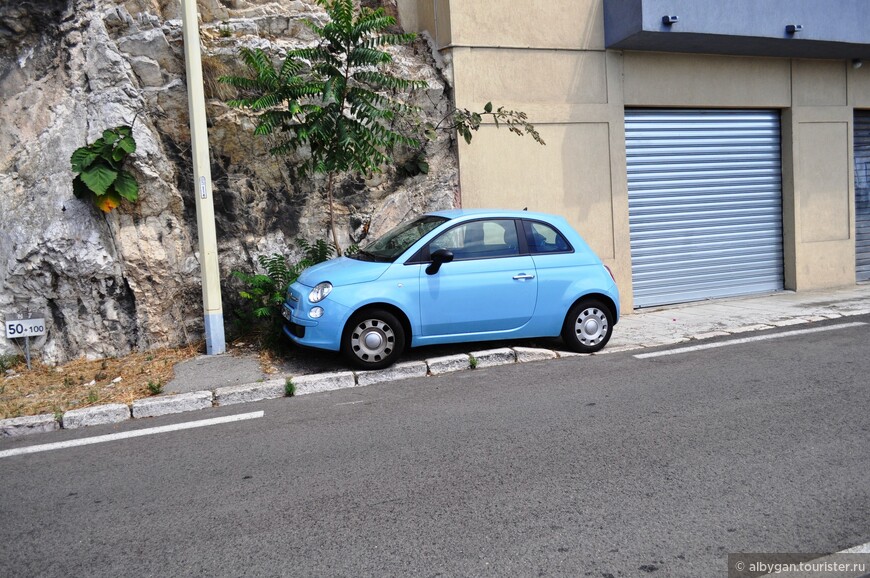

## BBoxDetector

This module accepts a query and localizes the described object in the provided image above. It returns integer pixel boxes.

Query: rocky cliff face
[0,0,457,363]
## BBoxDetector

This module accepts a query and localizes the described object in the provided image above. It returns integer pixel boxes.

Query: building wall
[397,0,869,311]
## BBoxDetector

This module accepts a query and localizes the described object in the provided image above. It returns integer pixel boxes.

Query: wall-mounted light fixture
[785,24,803,34]
[662,15,679,25]
[853,59,864,70]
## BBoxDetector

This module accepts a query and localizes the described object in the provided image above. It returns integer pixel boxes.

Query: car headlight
[309,282,333,303]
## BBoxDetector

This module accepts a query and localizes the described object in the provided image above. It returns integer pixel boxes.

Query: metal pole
[25,336,31,370]
[180,0,225,355]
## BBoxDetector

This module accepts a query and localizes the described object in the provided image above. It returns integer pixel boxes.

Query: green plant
[233,254,294,320]
[451,101,545,146]
[221,0,425,254]
[219,23,232,38]
[147,380,163,395]
[0,354,21,372]
[233,238,336,320]
[469,355,478,369]
[396,150,430,178]
[285,378,296,397]
[70,125,139,213]
[231,238,336,346]
[87,389,99,404]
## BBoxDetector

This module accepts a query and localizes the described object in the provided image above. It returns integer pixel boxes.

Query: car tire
[561,299,614,353]
[341,308,406,370]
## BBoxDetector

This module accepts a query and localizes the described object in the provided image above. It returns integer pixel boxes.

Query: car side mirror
[426,248,454,275]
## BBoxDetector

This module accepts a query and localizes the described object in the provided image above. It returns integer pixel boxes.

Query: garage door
[626,109,785,308]
[856,111,870,282]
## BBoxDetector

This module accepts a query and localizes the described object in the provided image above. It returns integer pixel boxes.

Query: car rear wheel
[341,309,405,370]
[562,299,614,353]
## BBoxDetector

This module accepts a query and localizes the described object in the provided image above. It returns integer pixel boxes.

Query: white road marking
[756,542,870,577]
[839,541,870,554]
[634,322,867,359]
[0,411,265,458]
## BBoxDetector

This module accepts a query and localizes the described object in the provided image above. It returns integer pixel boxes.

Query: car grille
[284,321,305,338]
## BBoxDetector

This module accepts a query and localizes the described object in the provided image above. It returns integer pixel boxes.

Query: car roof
[427,208,564,223]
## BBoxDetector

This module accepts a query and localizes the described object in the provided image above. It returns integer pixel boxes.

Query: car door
[418,219,538,336]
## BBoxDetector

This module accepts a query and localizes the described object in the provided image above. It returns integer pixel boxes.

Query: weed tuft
[147,380,163,395]
[0,354,21,372]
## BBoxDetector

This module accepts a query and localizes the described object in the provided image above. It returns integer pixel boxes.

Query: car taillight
[604,264,616,282]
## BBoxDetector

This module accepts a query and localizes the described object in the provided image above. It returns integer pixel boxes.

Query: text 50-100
[4,318,46,338]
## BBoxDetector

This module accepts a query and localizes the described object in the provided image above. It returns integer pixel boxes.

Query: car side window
[429,219,520,260]
[523,220,572,254]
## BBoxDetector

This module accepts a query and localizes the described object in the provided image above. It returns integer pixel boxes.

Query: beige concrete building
[397,0,870,311]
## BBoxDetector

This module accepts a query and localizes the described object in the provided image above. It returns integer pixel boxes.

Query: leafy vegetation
[221,0,425,254]
[70,125,139,213]
[231,238,336,345]
[0,354,21,372]
[451,102,545,146]
[147,380,164,395]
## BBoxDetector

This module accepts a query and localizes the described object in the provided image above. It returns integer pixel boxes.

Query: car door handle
[513,273,535,281]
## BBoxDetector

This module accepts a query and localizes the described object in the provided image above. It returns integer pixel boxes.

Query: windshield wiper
[354,249,390,262]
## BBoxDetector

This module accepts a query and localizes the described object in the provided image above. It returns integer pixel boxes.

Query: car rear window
[523,220,572,254]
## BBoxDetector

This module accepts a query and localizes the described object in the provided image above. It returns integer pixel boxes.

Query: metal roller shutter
[855,111,870,282]
[626,109,785,308]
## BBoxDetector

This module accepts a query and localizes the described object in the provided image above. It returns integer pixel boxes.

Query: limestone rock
[0,0,459,364]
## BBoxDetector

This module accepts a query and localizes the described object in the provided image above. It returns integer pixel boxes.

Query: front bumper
[281,284,349,351]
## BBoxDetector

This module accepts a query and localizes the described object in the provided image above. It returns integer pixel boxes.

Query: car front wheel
[341,308,406,370]
[562,299,614,353]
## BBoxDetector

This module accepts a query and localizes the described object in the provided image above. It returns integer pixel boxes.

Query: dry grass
[0,346,202,420]
[201,54,237,101]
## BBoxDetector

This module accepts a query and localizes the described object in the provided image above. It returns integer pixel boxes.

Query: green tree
[221,0,545,254]
[221,0,424,254]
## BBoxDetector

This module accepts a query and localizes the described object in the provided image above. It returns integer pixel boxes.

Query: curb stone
[469,348,516,368]
[215,379,286,406]
[555,350,583,358]
[514,347,558,363]
[356,361,428,387]
[294,371,356,395]
[426,353,471,375]
[132,391,213,418]
[730,324,774,334]
[63,403,131,429]
[0,413,60,437]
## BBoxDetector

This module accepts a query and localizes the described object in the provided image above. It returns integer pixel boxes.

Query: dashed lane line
[634,322,867,359]
[0,411,265,458]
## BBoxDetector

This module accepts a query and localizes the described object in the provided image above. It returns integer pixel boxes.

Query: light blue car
[282,209,620,369]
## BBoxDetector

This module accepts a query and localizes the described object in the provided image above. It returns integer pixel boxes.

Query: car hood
[296,257,391,287]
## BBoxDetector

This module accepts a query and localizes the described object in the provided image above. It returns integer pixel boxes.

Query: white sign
[5,318,46,338]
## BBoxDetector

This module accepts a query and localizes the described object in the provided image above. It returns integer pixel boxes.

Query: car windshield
[351,216,449,262]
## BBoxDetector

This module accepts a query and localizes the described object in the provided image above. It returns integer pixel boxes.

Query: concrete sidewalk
[608,283,870,352]
[3,284,868,437]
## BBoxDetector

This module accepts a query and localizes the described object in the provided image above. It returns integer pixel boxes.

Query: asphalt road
[1,318,868,577]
